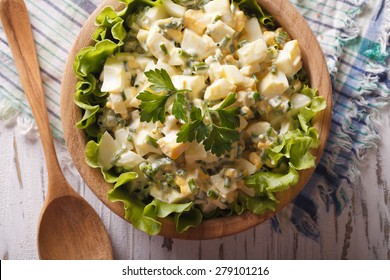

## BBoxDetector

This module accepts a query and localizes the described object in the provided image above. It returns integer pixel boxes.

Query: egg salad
[74,0,326,235]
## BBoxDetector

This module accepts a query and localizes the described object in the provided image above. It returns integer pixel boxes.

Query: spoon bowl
[0,0,113,259]
[38,195,112,260]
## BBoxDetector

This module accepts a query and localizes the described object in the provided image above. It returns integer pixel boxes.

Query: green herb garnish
[177,93,240,156]
[136,69,189,123]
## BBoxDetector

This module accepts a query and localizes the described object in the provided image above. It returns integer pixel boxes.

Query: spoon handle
[0,0,64,183]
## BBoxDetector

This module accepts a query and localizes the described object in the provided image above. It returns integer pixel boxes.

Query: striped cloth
[1,0,389,240]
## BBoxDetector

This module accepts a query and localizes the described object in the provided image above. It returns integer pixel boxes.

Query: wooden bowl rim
[60,0,332,240]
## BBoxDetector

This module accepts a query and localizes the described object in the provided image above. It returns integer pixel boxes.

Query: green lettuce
[245,163,299,193]
[297,86,327,132]
[108,182,203,235]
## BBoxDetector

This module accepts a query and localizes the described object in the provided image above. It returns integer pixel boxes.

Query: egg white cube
[116,150,145,169]
[210,174,238,203]
[146,28,175,61]
[234,158,257,175]
[167,47,186,66]
[163,0,186,18]
[184,9,213,35]
[98,131,120,170]
[259,70,289,97]
[139,6,168,30]
[114,128,133,150]
[136,29,149,52]
[144,60,179,77]
[274,49,302,76]
[101,57,126,93]
[220,65,245,86]
[237,38,267,66]
[181,29,216,60]
[109,93,127,118]
[204,78,236,101]
[205,56,222,83]
[157,132,189,159]
[203,0,234,27]
[240,63,261,76]
[185,141,208,164]
[284,40,302,66]
[207,20,236,44]
[132,130,162,157]
[243,17,263,42]
[245,121,271,137]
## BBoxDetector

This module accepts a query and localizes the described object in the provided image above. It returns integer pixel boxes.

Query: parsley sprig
[177,93,240,156]
[136,69,189,123]
[137,69,241,156]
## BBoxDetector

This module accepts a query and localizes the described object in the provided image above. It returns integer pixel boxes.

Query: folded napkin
[1,0,389,240]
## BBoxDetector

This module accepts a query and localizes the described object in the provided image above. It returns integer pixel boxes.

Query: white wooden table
[1,110,390,260]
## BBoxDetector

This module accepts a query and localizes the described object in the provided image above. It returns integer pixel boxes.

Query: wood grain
[0,0,113,259]
[60,0,332,239]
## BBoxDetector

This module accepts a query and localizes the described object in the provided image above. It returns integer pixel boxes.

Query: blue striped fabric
[0,0,389,239]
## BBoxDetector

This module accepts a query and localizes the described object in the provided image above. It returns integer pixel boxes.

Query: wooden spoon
[0,0,113,259]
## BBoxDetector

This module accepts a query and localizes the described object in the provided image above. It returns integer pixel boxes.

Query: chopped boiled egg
[116,150,145,169]
[220,65,245,86]
[237,38,267,66]
[277,40,303,75]
[203,0,234,27]
[184,9,213,35]
[181,29,217,60]
[204,78,236,101]
[146,27,175,61]
[246,121,271,137]
[136,29,149,52]
[206,20,236,44]
[98,131,120,170]
[259,70,289,97]
[157,132,189,159]
[139,5,168,30]
[108,93,127,118]
[163,0,186,18]
[232,9,247,32]
[114,128,134,150]
[243,17,263,42]
[101,57,127,93]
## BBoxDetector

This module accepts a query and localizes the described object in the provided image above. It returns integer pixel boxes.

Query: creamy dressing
[96,0,309,214]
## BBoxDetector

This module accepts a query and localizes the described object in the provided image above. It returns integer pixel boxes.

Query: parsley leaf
[177,107,207,143]
[203,125,240,157]
[217,108,240,129]
[172,92,188,123]
[177,95,241,156]
[137,69,189,123]
[212,93,240,129]
[144,68,175,92]
[137,91,171,123]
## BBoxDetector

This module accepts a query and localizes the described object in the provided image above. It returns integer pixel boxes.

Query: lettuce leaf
[108,183,162,235]
[245,163,299,193]
[297,86,327,132]
[109,182,203,235]
[238,193,278,215]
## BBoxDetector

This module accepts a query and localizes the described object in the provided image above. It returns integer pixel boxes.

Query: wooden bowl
[61,0,332,239]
